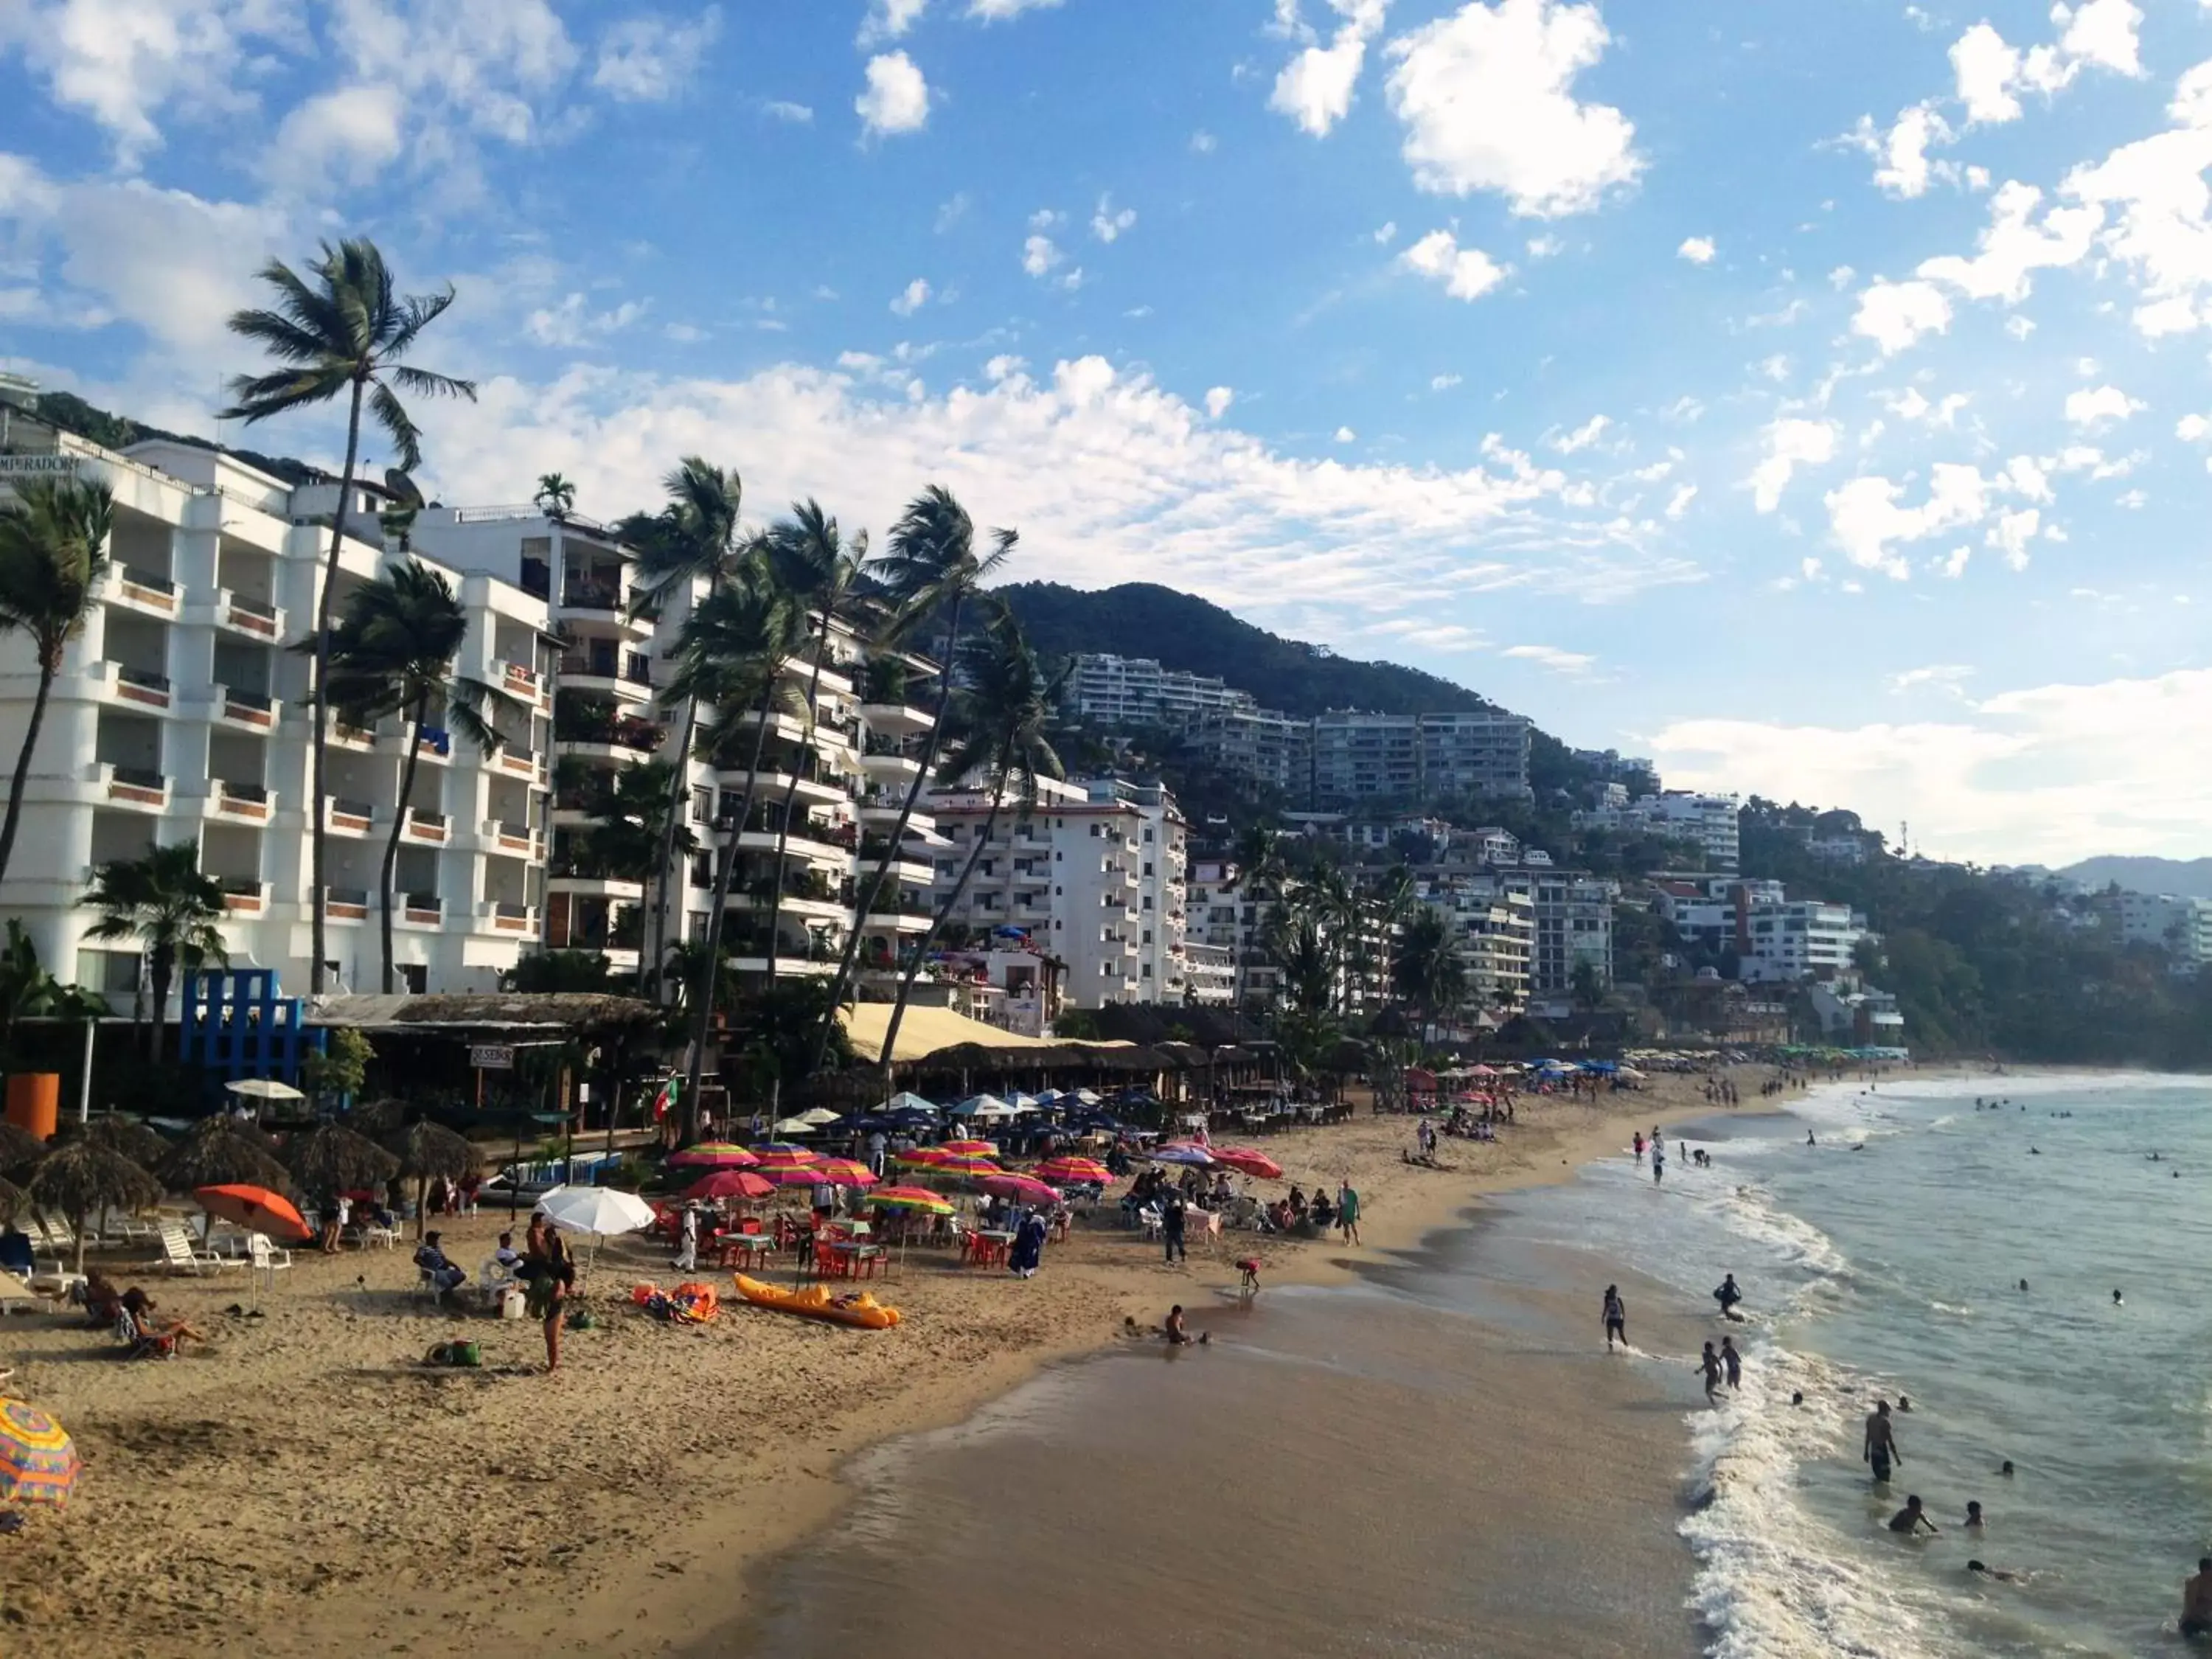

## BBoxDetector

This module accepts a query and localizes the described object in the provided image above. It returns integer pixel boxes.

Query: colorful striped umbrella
[757,1165,832,1190]
[0,1399,81,1507]
[894,1148,953,1171]
[867,1185,955,1215]
[1147,1143,1214,1167]
[939,1138,998,1156]
[976,1173,1061,1206]
[681,1170,774,1202]
[809,1158,880,1189]
[668,1143,760,1169]
[1208,1147,1284,1180]
[1034,1155,1112,1186]
[931,1152,1004,1179]
[748,1144,822,1169]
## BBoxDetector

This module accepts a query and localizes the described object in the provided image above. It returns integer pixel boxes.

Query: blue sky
[3,0,2210,866]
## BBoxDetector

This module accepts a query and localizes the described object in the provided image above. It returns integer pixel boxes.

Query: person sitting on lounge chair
[83,1270,126,1328]
[119,1288,206,1352]
[414,1232,466,1298]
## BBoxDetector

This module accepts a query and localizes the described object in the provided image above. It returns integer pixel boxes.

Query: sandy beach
[0,1071,1773,1658]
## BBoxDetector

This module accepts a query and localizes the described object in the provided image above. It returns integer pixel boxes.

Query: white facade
[1739,901,1864,983]
[2118,891,2212,972]
[1576,790,1742,872]
[0,427,555,1002]
[1308,709,1534,806]
[1063,654,1256,728]
[1423,874,1535,1011]
[1531,872,1617,994]
[925,775,1190,1008]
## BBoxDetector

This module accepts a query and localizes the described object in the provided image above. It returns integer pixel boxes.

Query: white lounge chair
[154,1222,242,1275]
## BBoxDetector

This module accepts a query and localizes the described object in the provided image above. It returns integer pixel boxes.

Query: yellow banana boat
[732,1273,902,1329]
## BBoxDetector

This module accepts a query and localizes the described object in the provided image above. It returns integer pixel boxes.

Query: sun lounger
[0,1269,42,1315]
[153,1222,243,1276]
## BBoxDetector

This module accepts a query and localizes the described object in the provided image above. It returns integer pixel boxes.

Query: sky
[2,0,2210,868]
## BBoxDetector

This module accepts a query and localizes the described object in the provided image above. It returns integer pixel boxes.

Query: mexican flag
[652,1077,680,1121]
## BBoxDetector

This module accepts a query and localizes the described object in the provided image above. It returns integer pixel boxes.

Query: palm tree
[631,459,750,995]
[319,562,518,992]
[814,487,1014,1069]
[758,501,869,978]
[534,473,577,519]
[81,844,228,1062]
[581,758,696,888]
[877,605,1064,1077]
[0,475,112,888]
[1228,820,1284,1015]
[222,239,476,993]
[1392,908,1467,1042]
[661,580,806,1133]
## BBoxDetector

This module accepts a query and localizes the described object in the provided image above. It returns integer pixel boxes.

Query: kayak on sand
[732,1273,902,1329]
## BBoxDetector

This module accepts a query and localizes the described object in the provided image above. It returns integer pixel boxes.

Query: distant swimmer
[1652,1143,1666,1185]
[1965,1500,1984,1529]
[1698,1342,1725,1404]
[1888,1495,1939,1536]
[1897,1395,1912,1413]
[2000,1460,2015,1478]
[1865,1399,1902,1485]
[2030,1147,2041,1155]
[1968,1560,2025,1583]
[1602,1284,1627,1352]
[2114,1289,2125,1306]
[1714,1273,1745,1321]
[2184,1557,2212,1640]
[1807,1130,1818,1145]
[2020,1279,2030,1293]
[2151,1152,2163,1161]
[1722,1335,1742,1390]
[1792,1390,1806,1407]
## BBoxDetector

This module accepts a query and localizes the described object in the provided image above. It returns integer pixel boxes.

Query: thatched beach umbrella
[0,1174,25,1226]
[389,1121,477,1240]
[74,1112,169,1168]
[0,1121,47,1177]
[27,1143,161,1271]
[159,1117,291,1196]
[284,1124,399,1206]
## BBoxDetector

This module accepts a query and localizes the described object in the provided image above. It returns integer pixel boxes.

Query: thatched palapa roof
[307,992,659,1034]
[159,1118,291,1194]
[285,1124,400,1197]
[28,1142,162,1220]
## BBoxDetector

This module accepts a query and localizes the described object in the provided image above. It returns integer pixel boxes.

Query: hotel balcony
[858,700,933,737]
[495,658,552,710]
[481,818,544,860]
[182,588,286,643]
[100,563,181,621]
[394,892,446,931]
[479,900,538,937]
[91,761,168,813]
[91,661,175,715]
[323,795,377,838]
[325,716,379,753]
[208,684,279,735]
[399,807,451,846]
[207,779,274,824]
[546,866,647,902]
[217,877,267,917]
[553,580,652,638]
[559,647,655,704]
[324,886,372,924]
[485,745,545,785]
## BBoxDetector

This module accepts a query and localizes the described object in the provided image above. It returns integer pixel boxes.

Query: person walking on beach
[1336,1180,1362,1245]
[1602,1284,1627,1352]
[1865,1399,1902,1486]
[1699,1342,1725,1404]
[672,1203,699,1273]
[1722,1335,1742,1389]
[1162,1192,1187,1265]
[1633,1132,1645,1163]
[523,1214,575,1374]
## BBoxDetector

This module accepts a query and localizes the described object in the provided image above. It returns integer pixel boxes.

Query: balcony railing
[114,664,171,692]
[560,581,625,612]
[228,593,278,621]
[555,714,663,751]
[218,779,269,804]
[119,563,175,594]
[328,795,375,821]
[110,764,166,791]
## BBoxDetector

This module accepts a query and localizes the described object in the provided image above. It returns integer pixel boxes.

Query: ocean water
[1495,1071,2212,1658]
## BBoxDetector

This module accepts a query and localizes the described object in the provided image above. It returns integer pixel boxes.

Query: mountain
[2059,857,2212,900]
[30,389,329,490]
[994,582,1497,718]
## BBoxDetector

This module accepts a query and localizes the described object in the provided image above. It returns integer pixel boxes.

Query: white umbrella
[1006,1091,1040,1109]
[772,1116,819,1136]
[1074,1089,1102,1105]
[950,1093,1009,1118]
[796,1107,842,1127]
[225,1078,304,1101]
[883,1091,936,1113]
[537,1185,656,1237]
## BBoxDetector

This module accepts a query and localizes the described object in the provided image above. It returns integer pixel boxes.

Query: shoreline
[0,1065,1963,1658]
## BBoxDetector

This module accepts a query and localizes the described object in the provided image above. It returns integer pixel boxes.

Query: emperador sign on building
[0,454,83,476]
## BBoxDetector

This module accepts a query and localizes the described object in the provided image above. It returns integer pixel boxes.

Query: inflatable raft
[732,1273,902,1329]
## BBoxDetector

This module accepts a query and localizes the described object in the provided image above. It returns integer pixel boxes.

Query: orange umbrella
[194,1183,312,1243]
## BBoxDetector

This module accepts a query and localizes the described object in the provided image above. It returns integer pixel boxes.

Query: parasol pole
[78,1017,95,1124]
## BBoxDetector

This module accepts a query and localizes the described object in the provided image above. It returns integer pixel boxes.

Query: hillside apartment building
[2117,891,2212,973]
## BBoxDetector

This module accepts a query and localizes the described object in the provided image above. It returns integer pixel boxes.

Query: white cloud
[1374,220,1398,244]
[2060,66,2212,337]
[1890,664,1973,693]
[1947,1,2143,130]
[1190,128,1217,153]
[1384,0,1641,218]
[1664,483,1697,519]
[1021,234,1061,277]
[1430,372,1462,391]
[856,49,929,135]
[858,0,928,46]
[890,277,931,316]
[1677,235,1715,265]
[1851,278,1952,355]
[1269,0,1391,138]
[593,8,721,102]
[1398,228,1507,301]
[266,85,406,192]
[1986,505,2041,570]
[1848,102,1955,199]
[1204,386,1234,419]
[1651,664,2212,863]
[1526,233,1563,259]
[1090,193,1137,243]
[1334,425,1358,443]
[2176,413,2211,442]
[524,291,647,347]
[1823,462,1995,579]
[967,0,1064,17]
[1550,413,1610,453]
[1882,387,1970,428]
[1503,643,1594,674]
[1914,180,2100,305]
[763,100,813,122]
[1951,23,2023,124]
[2063,383,2143,427]
[1747,417,1838,513]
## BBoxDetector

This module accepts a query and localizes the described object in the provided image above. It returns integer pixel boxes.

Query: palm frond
[383,286,459,358]
[220,365,355,423]
[385,362,476,402]
[366,380,425,472]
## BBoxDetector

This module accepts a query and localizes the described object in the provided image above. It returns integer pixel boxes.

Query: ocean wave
[1683,1338,1952,1659]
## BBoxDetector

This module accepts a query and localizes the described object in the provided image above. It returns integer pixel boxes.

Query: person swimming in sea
[1888,1495,1939,1536]
[1807,1130,1817,1146]
[1969,1559,2025,1583]
[1722,1335,1742,1389]
[2114,1289,2124,1306]
[1999,1460,2015,1478]
[1896,1395,1911,1413]
[1964,1500,1984,1529]
[2183,1557,2212,1639]
[1714,1273,1745,1321]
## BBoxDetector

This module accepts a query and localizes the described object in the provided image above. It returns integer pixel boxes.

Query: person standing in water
[2181,1557,2212,1639]
[1888,1495,1938,1536]
[1602,1284,1627,1352]
[1652,1140,1666,1184]
[1714,1273,1745,1320]
[1722,1335,1742,1390]
[1697,1342,1724,1404]
[1865,1399,1902,1485]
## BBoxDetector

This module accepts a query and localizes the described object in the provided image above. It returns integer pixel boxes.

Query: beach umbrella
[757,1164,831,1191]
[388,1121,479,1240]
[158,1116,290,1194]
[809,1158,880,1189]
[929,1152,1003,1179]
[950,1093,1010,1119]
[975,1173,1060,1207]
[194,1183,313,1245]
[796,1107,843,1127]
[224,1077,304,1103]
[1074,1089,1102,1105]
[0,1122,48,1176]
[750,1144,822,1169]
[0,1175,23,1226]
[894,1147,953,1171]
[28,1143,162,1271]
[882,1091,936,1114]
[1147,1144,1214,1168]
[668,1143,759,1169]
[285,1123,399,1202]
[939,1138,999,1157]
[538,1185,657,1236]
[1208,1147,1284,1180]
[74,1112,168,1168]
[1034,1156,1112,1186]
[0,1399,82,1507]
[867,1184,954,1214]
[682,1169,774,1203]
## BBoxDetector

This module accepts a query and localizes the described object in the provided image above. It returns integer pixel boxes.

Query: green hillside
[994,581,1497,718]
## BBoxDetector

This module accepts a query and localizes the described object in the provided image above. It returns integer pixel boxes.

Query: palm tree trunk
[644,695,703,999]
[310,380,367,996]
[148,946,173,1064]
[765,626,831,978]
[877,741,1010,1085]
[678,689,777,1138]
[813,590,967,1073]
[0,658,58,889]
[380,698,428,994]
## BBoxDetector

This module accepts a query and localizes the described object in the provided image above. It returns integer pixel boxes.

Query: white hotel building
[0,394,943,1004]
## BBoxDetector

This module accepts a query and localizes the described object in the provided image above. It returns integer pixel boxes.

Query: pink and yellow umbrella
[668,1142,760,1169]
[748,1144,822,1171]
[681,1169,775,1202]
[1034,1156,1113,1186]
[894,1147,953,1172]
[0,1398,81,1508]
[976,1173,1062,1207]
[939,1138,999,1157]
[809,1158,881,1189]
[868,1184,956,1215]
[931,1152,1004,1179]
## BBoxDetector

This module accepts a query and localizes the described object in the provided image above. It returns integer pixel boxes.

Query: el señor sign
[470,1044,515,1070]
